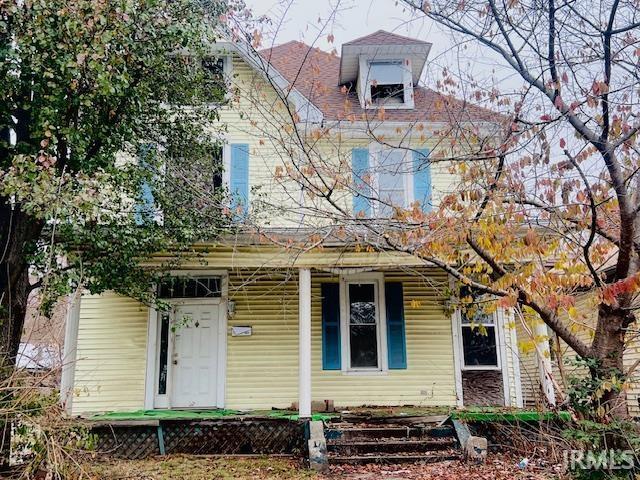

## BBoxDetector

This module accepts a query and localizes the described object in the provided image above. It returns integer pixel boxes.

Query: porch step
[325,425,455,441]
[325,420,460,465]
[329,452,462,465]
[328,438,457,454]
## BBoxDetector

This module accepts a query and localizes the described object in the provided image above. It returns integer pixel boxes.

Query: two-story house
[61,30,573,419]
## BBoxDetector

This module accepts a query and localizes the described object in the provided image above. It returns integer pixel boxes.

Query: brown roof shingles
[259,39,501,124]
[344,30,431,46]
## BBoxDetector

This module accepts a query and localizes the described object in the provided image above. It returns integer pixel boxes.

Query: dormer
[339,30,432,110]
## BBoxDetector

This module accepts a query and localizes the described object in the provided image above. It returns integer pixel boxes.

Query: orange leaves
[601,273,640,306]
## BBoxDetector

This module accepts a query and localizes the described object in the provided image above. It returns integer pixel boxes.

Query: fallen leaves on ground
[321,455,561,479]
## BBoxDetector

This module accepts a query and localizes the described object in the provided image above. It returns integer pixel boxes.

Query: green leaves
[0,0,238,309]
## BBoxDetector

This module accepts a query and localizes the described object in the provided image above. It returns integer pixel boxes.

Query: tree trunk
[590,304,631,420]
[0,198,44,468]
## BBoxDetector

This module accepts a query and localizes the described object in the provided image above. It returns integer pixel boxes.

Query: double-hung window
[372,146,413,217]
[459,290,499,369]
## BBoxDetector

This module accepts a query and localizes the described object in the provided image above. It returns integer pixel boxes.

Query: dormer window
[358,57,415,109]
[368,61,406,106]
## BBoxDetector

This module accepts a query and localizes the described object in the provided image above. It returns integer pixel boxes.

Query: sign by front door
[171,304,219,408]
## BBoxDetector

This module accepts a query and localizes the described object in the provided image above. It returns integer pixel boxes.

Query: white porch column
[60,287,82,414]
[298,268,312,418]
[535,321,557,406]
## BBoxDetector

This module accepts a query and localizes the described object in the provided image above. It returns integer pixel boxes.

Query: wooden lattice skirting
[91,419,308,460]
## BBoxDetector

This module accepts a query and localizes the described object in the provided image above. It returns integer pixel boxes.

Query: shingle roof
[259,39,500,124]
[344,30,431,46]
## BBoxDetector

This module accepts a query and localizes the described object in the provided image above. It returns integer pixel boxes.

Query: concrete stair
[325,420,461,465]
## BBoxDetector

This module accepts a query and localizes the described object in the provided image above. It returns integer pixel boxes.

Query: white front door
[171,304,219,408]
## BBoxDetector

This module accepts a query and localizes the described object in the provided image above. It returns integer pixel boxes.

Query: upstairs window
[360,58,414,109]
[375,148,412,217]
[369,61,405,105]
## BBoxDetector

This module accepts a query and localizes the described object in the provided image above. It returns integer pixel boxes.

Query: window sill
[342,369,389,376]
[461,366,501,372]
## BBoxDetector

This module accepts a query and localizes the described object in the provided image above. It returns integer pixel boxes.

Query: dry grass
[82,455,316,480]
[79,454,560,480]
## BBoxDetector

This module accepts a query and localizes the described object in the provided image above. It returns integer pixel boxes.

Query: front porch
[64,258,547,420]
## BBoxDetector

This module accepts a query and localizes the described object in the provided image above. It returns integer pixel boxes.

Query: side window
[459,289,499,368]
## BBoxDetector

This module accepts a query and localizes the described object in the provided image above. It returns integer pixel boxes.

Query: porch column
[535,321,556,406]
[298,268,312,418]
[60,286,82,414]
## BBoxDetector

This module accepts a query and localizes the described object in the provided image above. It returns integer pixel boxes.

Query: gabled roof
[344,30,431,47]
[260,40,500,124]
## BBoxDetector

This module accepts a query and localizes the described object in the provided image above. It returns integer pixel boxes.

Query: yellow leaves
[567,306,579,320]
[410,299,422,309]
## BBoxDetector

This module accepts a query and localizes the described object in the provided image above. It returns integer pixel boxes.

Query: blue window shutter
[352,148,371,217]
[230,143,250,215]
[413,148,432,212]
[321,283,341,370]
[385,282,407,369]
[134,143,155,225]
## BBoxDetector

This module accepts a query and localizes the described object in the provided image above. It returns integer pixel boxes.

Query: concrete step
[327,438,457,455]
[328,451,462,465]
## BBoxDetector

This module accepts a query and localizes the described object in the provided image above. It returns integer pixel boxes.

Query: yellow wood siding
[224,269,458,410]
[514,319,543,406]
[225,270,299,409]
[72,292,148,415]
[310,271,457,408]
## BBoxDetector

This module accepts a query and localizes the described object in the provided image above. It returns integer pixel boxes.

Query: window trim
[358,55,415,110]
[457,307,502,371]
[339,273,389,374]
[368,143,415,217]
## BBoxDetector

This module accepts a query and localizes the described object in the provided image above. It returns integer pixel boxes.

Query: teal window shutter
[134,143,156,225]
[385,282,407,369]
[413,148,432,211]
[321,283,341,370]
[352,148,371,217]
[230,143,250,215]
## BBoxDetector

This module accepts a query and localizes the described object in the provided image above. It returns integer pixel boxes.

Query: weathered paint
[72,292,148,415]
[71,268,464,414]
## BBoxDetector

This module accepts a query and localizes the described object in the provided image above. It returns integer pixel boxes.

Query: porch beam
[298,268,312,418]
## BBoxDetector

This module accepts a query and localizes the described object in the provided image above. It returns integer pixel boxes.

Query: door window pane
[348,284,378,368]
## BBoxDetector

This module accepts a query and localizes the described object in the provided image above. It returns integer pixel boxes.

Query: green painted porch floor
[90,406,570,423]
[90,408,336,422]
